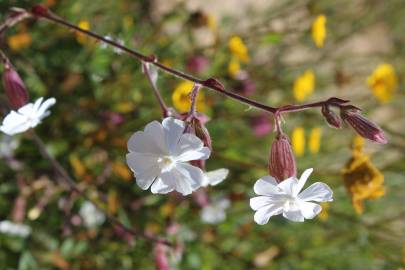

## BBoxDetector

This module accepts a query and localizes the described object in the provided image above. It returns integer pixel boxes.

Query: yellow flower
[172,81,206,113]
[7,32,32,51]
[312,15,327,48]
[292,127,305,157]
[308,127,322,154]
[76,20,90,44]
[228,56,241,78]
[342,136,385,214]
[293,70,315,102]
[318,203,330,221]
[228,36,249,63]
[367,63,397,103]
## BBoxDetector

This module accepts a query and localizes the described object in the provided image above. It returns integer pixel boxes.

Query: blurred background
[0,0,404,269]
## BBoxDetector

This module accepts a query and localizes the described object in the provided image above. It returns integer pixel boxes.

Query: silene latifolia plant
[0,4,387,257]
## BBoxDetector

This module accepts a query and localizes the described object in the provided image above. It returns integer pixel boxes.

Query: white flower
[0,220,31,237]
[201,198,230,224]
[79,201,106,228]
[201,168,229,187]
[250,168,333,224]
[126,117,211,195]
[0,97,56,136]
[0,135,19,158]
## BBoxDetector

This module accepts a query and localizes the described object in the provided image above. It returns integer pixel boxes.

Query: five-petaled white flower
[201,168,229,187]
[126,117,211,195]
[0,97,56,136]
[201,197,230,224]
[250,168,333,224]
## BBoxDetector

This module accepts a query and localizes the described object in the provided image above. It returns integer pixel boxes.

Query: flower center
[158,156,175,172]
[283,196,299,212]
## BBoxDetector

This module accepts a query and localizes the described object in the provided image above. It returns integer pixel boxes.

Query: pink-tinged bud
[269,134,297,182]
[321,105,342,129]
[2,65,29,109]
[340,107,387,144]
[155,242,170,270]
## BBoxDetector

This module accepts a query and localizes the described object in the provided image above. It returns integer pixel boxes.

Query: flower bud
[340,106,387,144]
[155,242,170,270]
[2,65,29,109]
[321,104,342,129]
[269,133,297,182]
[192,117,212,150]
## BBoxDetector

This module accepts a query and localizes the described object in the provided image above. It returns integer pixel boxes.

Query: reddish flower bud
[340,106,387,144]
[2,65,29,109]
[321,105,342,129]
[269,133,297,182]
[155,242,170,270]
[192,117,212,150]
[183,115,212,150]
[31,5,49,16]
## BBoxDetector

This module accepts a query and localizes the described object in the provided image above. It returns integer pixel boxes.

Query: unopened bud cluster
[320,101,387,144]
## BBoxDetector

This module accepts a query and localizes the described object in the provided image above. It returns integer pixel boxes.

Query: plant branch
[142,63,169,116]
[30,130,174,247]
[27,6,350,114]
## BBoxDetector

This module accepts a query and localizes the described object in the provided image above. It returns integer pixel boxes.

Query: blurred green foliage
[0,0,404,269]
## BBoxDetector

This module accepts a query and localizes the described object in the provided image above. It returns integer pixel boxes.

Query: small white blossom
[0,97,56,136]
[0,135,19,158]
[126,117,211,195]
[79,201,105,228]
[0,220,31,237]
[201,168,229,187]
[201,198,230,224]
[250,168,333,224]
[100,35,124,54]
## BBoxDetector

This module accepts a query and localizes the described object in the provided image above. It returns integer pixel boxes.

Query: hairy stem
[30,7,344,114]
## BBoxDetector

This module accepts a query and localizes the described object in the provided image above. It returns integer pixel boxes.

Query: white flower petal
[298,201,322,219]
[282,209,305,222]
[127,121,167,154]
[0,111,30,135]
[253,176,279,196]
[151,178,174,194]
[174,133,203,155]
[277,177,298,196]
[176,146,210,162]
[298,182,333,202]
[294,168,313,196]
[253,204,283,225]
[32,97,44,112]
[176,163,204,190]
[162,117,185,153]
[126,153,161,190]
[36,97,56,119]
[250,196,276,211]
[164,169,194,195]
[202,168,229,187]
